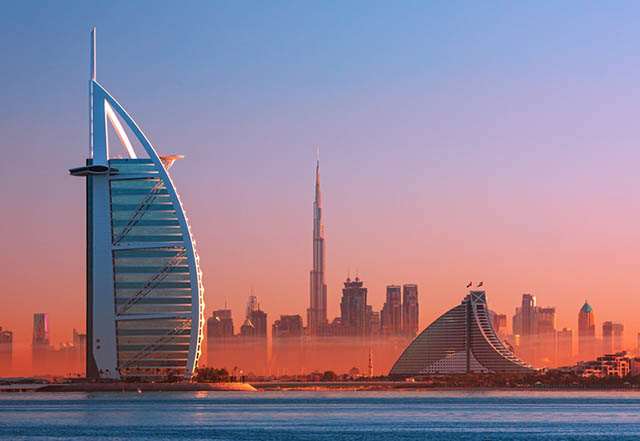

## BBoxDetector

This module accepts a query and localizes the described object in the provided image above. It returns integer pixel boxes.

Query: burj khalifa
[307,159,328,334]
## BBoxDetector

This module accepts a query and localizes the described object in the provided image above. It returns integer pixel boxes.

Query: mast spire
[89,27,96,157]
[315,152,321,208]
[90,27,96,81]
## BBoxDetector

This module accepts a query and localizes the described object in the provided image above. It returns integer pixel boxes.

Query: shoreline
[0,382,256,393]
[251,381,640,391]
[2,381,640,392]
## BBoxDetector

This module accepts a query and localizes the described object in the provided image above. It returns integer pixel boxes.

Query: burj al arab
[70,29,205,380]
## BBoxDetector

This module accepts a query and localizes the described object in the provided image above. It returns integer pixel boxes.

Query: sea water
[1,390,640,440]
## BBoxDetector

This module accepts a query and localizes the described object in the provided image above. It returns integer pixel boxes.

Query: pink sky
[3,3,640,374]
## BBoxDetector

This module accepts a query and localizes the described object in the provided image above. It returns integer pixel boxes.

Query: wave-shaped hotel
[70,29,204,380]
[390,291,535,377]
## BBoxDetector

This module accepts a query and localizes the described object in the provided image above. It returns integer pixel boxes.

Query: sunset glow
[3,2,640,377]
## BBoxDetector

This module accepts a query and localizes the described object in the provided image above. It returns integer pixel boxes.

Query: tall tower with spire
[308,158,328,334]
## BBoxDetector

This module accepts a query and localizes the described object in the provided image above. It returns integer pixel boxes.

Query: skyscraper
[32,313,50,346]
[207,310,234,340]
[537,307,556,335]
[308,159,328,334]
[368,309,381,336]
[488,310,508,334]
[602,321,624,354]
[32,313,51,373]
[244,296,267,338]
[249,309,268,338]
[340,277,368,337]
[578,300,596,361]
[402,284,419,336]
[536,307,557,366]
[0,326,13,375]
[381,285,402,335]
[69,29,204,380]
[521,294,536,336]
[272,315,304,375]
[496,314,508,334]
[512,306,522,335]
[556,327,573,366]
[272,315,304,339]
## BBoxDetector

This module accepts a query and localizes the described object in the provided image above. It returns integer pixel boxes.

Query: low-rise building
[573,351,630,378]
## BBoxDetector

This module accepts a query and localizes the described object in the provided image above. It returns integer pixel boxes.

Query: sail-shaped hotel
[70,29,204,379]
[390,291,535,377]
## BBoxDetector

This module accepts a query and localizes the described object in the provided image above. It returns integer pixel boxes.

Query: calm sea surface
[2,390,640,440]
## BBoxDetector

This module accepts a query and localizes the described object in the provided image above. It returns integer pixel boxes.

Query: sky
[2,1,640,365]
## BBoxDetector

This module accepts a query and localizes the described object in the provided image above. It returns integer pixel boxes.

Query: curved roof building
[389,291,534,377]
[70,29,204,380]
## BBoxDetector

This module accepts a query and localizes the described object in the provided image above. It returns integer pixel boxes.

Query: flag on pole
[466,282,472,288]
[477,281,483,287]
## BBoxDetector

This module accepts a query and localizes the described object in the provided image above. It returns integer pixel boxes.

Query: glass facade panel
[109,158,199,378]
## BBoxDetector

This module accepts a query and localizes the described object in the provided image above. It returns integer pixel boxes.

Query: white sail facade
[70,29,204,380]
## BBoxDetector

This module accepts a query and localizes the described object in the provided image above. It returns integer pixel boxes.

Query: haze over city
[4,1,640,375]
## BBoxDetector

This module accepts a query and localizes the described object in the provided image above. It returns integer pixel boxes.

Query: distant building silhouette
[273,315,303,339]
[0,326,13,375]
[512,306,522,335]
[602,321,623,354]
[71,328,87,373]
[248,310,268,338]
[496,314,507,334]
[206,309,235,371]
[340,277,368,337]
[512,295,556,366]
[32,313,51,373]
[537,307,557,366]
[368,309,381,336]
[240,318,256,337]
[578,300,596,361]
[206,298,268,375]
[557,327,573,366]
[381,285,402,336]
[207,310,234,340]
[32,313,50,346]
[272,315,304,374]
[537,307,556,335]
[402,284,419,336]
[488,311,508,335]
[521,294,536,336]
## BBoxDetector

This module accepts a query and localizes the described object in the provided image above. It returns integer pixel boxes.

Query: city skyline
[7,2,640,373]
[4,154,639,374]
